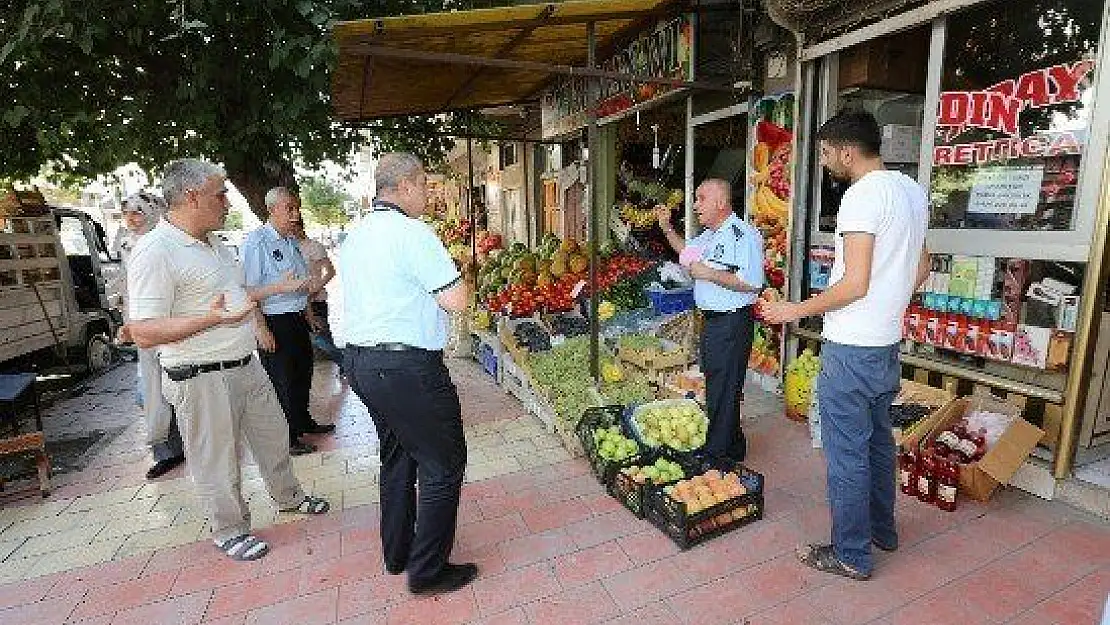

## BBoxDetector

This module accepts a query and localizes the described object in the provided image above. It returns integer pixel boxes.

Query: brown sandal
[797,544,870,580]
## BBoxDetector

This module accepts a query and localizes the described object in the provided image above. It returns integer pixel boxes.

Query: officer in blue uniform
[242,188,335,456]
[657,179,764,462]
[339,153,478,596]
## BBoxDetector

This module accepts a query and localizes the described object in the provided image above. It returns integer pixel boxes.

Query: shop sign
[933,60,1095,166]
[540,14,694,139]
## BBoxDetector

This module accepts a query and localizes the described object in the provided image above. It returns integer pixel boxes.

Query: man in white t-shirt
[763,111,929,580]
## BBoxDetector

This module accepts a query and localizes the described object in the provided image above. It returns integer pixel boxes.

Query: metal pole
[1054,146,1110,478]
[587,21,600,382]
[467,113,478,290]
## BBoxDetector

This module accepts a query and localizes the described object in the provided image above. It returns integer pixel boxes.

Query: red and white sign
[934,60,1095,166]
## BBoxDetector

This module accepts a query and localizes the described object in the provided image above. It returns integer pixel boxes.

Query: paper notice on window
[967,166,1044,214]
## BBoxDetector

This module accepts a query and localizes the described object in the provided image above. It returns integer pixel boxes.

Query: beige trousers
[162,356,304,543]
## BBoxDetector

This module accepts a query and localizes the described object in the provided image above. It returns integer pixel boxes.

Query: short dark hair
[816,110,882,157]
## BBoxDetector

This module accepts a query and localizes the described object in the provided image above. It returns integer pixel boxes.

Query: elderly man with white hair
[241,186,335,456]
[126,159,329,561]
[118,191,185,479]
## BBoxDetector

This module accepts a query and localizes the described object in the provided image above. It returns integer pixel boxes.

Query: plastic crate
[575,405,644,484]
[608,449,701,518]
[646,285,695,315]
[644,461,765,550]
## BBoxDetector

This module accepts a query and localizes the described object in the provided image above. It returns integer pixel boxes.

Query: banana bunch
[752,185,788,229]
[619,202,658,229]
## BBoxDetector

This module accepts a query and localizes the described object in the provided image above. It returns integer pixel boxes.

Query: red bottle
[971,428,987,461]
[899,449,917,496]
[916,451,937,504]
[935,459,959,512]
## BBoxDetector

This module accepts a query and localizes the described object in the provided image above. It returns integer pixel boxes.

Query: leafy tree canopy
[299,175,351,228]
[1,0,507,218]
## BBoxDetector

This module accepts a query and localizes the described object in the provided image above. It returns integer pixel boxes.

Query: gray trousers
[161,356,305,543]
[137,347,183,462]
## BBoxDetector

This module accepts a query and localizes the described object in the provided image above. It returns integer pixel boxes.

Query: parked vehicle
[0,190,122,374]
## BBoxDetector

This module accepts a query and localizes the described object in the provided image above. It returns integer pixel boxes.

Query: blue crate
[477,341,499,379]
[646,286,695,315]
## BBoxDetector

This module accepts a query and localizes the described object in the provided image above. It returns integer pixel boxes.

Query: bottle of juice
[916,450,936,504]
[899,448,917,496]
[935,458,959,512]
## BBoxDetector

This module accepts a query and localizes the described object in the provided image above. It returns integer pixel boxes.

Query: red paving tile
[601,601,680,625]
[1006,566,1110,625]
[335,574,410,621]
[552,541,634,588]
[616,529,681,566]
[602,556,698,612]
[69,569,178,620]
[519,497,597,533]
[523,581,621,624]
[498,528,579,570]
[0,575,56,610]
[744,595,836,625]
[57,553,155,594]
[383,589,478,625]
[565,510,647,549]
[205,569,302,621]
[455,513,530,551]
[110,589,212,625]
[170,560,260,597]
[0,592,84,625]
[244,588,339,625]
[472,561,562,616]
[468,606,529,625]
[301,553,384,594]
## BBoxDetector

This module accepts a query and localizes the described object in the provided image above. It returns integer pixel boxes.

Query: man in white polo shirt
[763,111,929,580]
[127,159,329,561]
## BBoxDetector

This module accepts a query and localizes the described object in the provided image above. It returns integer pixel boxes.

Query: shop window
[930,0,1104,231]
[499,143,518,169]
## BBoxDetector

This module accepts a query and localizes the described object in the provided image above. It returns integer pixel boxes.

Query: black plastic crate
[643,462,765,550]
[607,449,700,519]
[575,405,644,484]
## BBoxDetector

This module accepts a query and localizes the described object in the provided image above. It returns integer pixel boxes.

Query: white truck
[0,189,122,373]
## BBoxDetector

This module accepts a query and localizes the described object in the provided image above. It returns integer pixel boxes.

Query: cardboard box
[896,379,957,449]
[924,393,1045,501]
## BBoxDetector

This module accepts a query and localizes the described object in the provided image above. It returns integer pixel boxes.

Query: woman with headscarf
[119,191,186,479]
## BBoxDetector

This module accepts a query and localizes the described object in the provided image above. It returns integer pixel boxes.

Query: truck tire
[85,333,113,374]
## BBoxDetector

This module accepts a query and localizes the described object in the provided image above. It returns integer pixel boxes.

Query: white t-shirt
[823,170,927,347]
[128,220,257,367]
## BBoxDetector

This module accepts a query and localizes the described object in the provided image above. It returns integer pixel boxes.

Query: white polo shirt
[338,203,460,351]
[823,170,928,347]
[128,220,257,367]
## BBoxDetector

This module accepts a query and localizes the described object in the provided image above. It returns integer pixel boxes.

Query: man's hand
[117,324,133,344]
[760,300,803,325]
[256,327,277,352]
[688,261,714,281]
[207,294,257,325]
[278,271,308,295]
[655,204,674,231]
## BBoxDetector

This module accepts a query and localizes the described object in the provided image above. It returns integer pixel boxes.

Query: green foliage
[299,176,351,227]
[224,209,245,231]
[0,0,509,217]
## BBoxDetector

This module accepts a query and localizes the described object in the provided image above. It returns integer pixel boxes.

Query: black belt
[164,354,253,382]
[355,343,422,352]
[702,305,753,320]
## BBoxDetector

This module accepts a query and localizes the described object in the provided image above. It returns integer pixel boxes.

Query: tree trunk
[223,157,299,223]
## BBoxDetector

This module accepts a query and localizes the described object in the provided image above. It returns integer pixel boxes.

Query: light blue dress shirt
[241,223,310,315]
[688,213,765,311]
[338,203,461,351]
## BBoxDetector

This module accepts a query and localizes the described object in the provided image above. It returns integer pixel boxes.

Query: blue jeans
[816,341,901,575]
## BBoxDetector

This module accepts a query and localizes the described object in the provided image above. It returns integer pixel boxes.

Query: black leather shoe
[386,562,405,575]
[146,455,185,480]
[303,422,337,435]
[408,563,479,595]
[290,438,317,456]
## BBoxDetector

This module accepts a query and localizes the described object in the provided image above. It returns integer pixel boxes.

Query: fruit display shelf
[644,462,765,550]
[576,405,646,485]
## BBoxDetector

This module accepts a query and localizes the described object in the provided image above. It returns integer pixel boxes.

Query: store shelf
[788,326,1064,404]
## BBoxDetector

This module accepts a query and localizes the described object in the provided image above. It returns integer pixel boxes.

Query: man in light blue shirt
[339,153,477,596]
[657,179,764,462]
[242,188,335,456]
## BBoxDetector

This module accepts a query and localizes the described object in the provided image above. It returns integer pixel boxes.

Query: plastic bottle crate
[575,405,644,484]
[607,449,701,518]
[646,286,695,315]
[643,462,765,550]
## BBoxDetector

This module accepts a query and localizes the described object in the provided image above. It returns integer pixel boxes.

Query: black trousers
[701,306,755,460]
[259,311,315,438]
[344,347,467,583]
